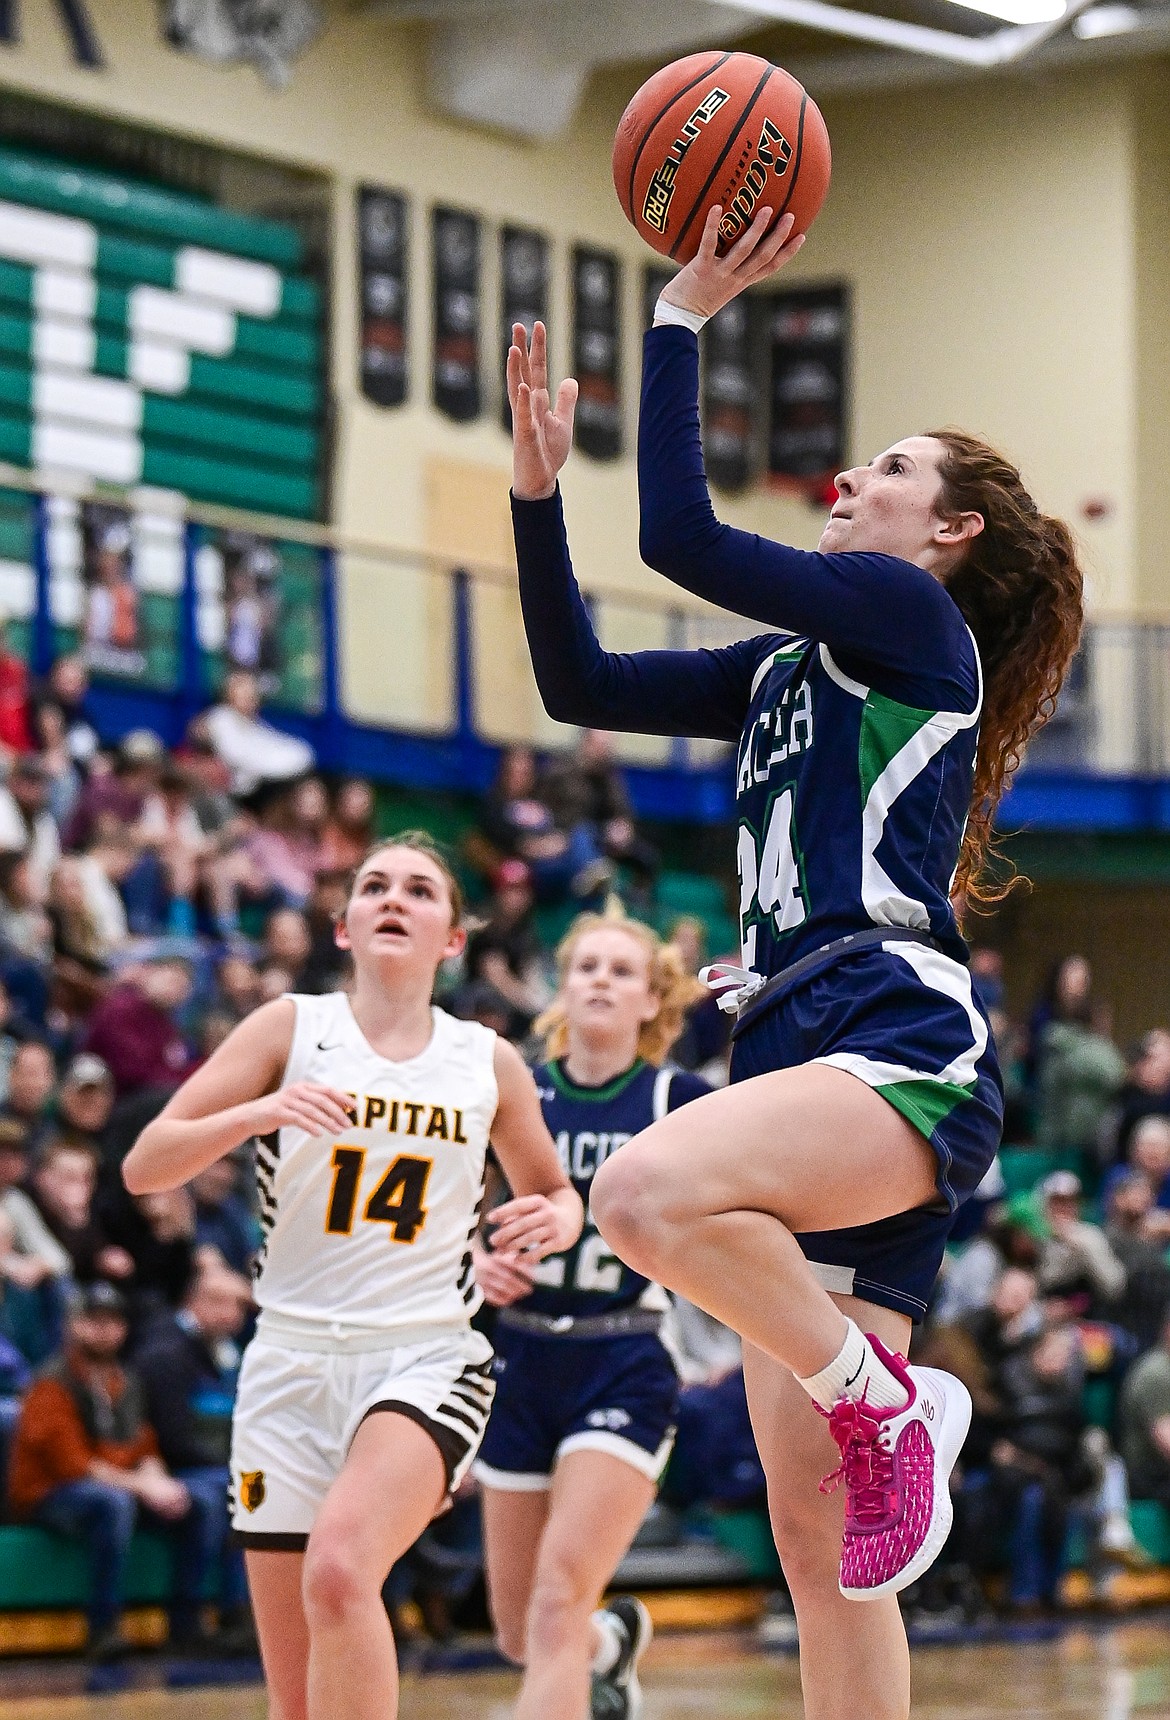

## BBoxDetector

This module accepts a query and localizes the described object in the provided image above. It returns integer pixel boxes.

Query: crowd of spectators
[0,633,1168,1655]
[0,662,691,1660]
[890,951,1170,1627]
[0,650,390,1659]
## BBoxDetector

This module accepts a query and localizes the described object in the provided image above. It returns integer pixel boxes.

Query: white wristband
[653,295,709,334]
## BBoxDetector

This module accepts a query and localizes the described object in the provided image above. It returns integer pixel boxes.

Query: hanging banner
[643,263,674,329]
[572,247,622,461]
[358,188,409,409]
[500,226,549,432]
[195,528,324,712]
[768,285,849,495]
[703,297,756,494]
[432,207,481,424]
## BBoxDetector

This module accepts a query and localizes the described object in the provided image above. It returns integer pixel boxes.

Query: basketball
[612,51,831,264]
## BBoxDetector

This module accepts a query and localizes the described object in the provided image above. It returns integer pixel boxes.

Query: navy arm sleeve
[638,326,978,711]
[512,488,769,743]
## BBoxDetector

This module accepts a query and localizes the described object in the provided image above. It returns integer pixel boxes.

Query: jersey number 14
[325,1146,432,1244]
[737,789,807,967]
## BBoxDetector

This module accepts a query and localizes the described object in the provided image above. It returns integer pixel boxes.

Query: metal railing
[3,462,1169,788]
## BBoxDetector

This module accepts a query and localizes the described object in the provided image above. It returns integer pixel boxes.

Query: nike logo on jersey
[317,1041,344,1053]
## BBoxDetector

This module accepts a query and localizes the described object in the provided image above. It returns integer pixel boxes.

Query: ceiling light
[1072,3,1141,33]
[943,0,1067,22]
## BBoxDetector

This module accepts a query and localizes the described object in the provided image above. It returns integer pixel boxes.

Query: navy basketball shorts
[730,940,1004,1323]
[474,1329,679,1490]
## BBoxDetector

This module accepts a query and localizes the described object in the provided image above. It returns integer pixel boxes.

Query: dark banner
[643,263,674,328]
[358,187,408,408]
[196,529,324,713]
[432,207,481,423]
[500,226,549,432]
[768,285,849,493]
[703,297,756,494]
[573,247,622,461]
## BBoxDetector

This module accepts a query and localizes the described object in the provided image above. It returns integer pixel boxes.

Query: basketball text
[642,88,731,234]
[718,118,794,244]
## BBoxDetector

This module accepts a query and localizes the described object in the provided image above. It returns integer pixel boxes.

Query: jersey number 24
[737,789,807,967]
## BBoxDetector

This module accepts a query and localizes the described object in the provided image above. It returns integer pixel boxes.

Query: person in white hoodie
[203,669,314,799]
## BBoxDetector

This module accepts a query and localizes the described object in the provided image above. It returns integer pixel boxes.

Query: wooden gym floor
[0,1621,1168,1719]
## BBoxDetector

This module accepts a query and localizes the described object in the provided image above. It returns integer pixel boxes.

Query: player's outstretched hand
[508,320,579,502]
[662,205,805,321]
[488,1191,573,1261]
[471,1234,536,1307]
[244,1081,355,1139]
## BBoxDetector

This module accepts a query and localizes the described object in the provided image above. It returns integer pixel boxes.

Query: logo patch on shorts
[586,1408,631,1432]
[240,1470,266,1513]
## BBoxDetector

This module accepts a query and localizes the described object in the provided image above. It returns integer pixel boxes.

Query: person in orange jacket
[8,1281,218,1659]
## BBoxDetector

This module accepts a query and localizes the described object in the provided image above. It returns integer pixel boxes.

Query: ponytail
[928,430,1085,908]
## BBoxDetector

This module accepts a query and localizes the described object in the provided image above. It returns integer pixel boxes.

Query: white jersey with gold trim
[252,995,497,1340]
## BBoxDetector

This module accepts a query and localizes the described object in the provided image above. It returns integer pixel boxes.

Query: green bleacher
[0,1526,186,1612]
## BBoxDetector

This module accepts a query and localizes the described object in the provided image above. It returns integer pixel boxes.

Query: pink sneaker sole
[840,1367,972,1602]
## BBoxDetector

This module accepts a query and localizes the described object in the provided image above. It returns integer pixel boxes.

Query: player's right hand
[243,1082,355,1139]
[471,1235,536,1307]
[508,320,578,501]
[661,204,804,320]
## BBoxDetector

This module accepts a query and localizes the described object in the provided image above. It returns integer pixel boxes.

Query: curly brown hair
[927,430,1085,907]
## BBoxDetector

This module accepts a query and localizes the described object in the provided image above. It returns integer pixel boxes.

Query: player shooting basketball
[506,199,1083,1720]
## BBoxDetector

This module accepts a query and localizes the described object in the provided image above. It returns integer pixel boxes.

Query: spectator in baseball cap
[1036,1169,1126,1318]
[7,1279,217,1659]
[460,858,550,1036]
[57,1054,116,1150]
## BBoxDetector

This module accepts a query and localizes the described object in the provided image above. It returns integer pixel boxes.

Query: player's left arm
[639,207,973,697]
[486,1038,583,1263]
[471,1157,537,1306]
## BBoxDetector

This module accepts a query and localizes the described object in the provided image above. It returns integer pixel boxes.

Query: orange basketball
[613,51,830,264]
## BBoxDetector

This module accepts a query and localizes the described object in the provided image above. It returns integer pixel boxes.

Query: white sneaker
[590,1596,651,1720]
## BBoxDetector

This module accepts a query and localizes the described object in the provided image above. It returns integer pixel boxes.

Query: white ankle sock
[590,1608,623,1675]
[797,1319,906,1412]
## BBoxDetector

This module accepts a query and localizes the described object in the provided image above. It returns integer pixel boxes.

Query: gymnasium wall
[1134,67,1170,616]
[2,7,1167,740]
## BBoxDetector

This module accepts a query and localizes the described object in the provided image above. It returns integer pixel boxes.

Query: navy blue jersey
[730,632,977,976]
[512,324,981,982]
[516,1058,709,1318]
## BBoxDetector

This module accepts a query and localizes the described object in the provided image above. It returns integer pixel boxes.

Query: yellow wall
[2,6,1166,724]
[809,66,1138,612]
[1134,66,1170,616]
